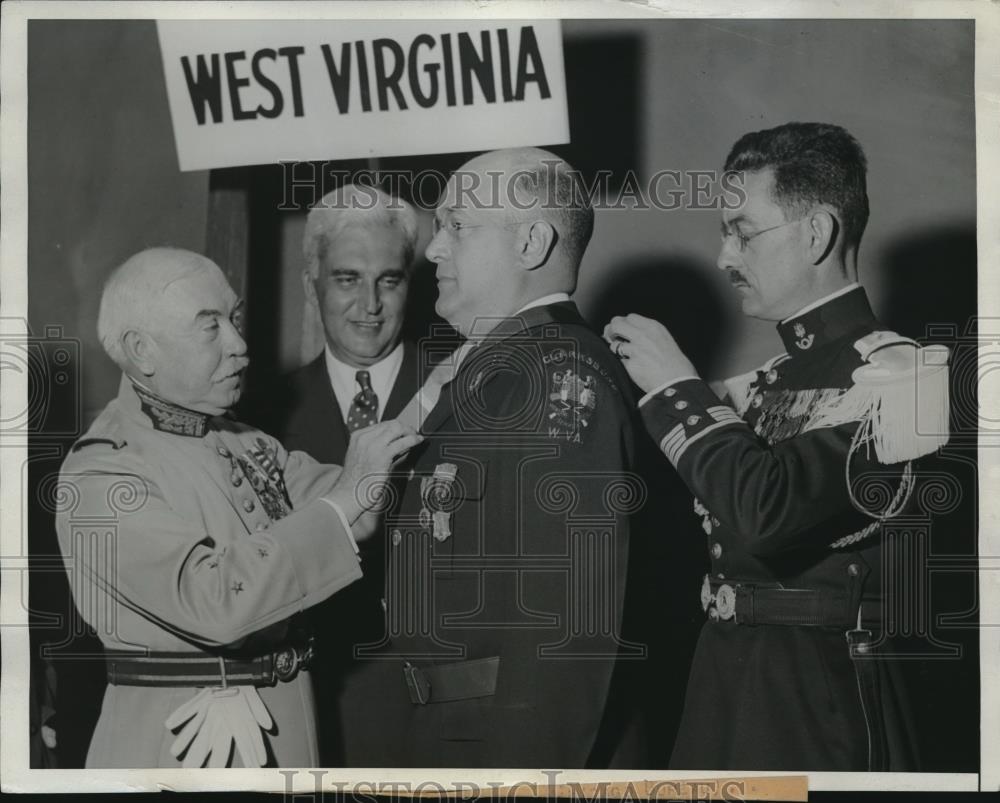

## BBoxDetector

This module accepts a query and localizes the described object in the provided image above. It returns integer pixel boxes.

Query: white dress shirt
[324,342,405,424]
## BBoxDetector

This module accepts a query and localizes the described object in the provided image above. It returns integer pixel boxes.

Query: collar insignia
[133,382,210,437]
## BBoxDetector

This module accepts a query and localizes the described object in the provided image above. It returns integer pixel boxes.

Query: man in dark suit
[363,148,641,768]
[251,184,424,766]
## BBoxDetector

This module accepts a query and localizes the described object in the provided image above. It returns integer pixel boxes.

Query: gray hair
[303,183,419,277]
[97,247,217,369]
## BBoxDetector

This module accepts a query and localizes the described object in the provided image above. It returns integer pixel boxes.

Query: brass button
[848,563,860,576]
[664,387,677,397]
[675,400,689,410]
[717,573,725,580]
[217,445,231,458]
[686,415,701,426]
[232,474,243,487]
[710,542,723,559]
[243,499,255,513]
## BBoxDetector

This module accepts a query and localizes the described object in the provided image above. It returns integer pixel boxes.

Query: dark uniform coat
[638,287,949,771]
[55,376,363,767]
[248,342,421,767]
[360,301,639,768]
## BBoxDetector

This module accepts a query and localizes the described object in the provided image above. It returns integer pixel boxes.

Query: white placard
[156,20,569,170]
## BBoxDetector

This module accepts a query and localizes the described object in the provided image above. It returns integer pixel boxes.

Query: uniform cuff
[640,378,743,466]
[320,498,360,554]
[638,375,701,408]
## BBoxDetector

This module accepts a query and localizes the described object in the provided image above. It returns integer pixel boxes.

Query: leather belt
[403,656,500,705]
[106,639,314,687]
[701,575,880,627]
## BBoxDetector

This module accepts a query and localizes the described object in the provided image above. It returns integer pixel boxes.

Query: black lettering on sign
[278,47,306,117]
[355,40,372,113]
[458,31,496,105]
[373,38,407,111]
[251,49,283,118]
[441,33,456,107]
[322,43,352,113]
[181,53,224,125]
[224,51,256,121]
[497,28,514,102]
[515,26,551,101]
[408,34,439,108]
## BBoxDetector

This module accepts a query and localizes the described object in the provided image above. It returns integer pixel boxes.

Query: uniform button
[255,523,266,532]
[717,573,725,580]
[217,446,231,458]
[710,542,723,559]
[674,400,689,410]
[752,394,763,408]
[243,499,255,513]
[232,474,243,487]
[766,369,778,384]
[391,528,402,546]
[664,388,677,397]
[686,415,701,426]
[848,563,860,576]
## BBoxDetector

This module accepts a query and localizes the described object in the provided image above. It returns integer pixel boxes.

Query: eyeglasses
[432,215,529,239]
[720,217,804,253]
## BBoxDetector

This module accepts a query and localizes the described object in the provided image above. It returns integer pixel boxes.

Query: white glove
[165,686,273,768]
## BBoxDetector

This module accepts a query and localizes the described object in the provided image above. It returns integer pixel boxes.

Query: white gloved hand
[165,686,273,768]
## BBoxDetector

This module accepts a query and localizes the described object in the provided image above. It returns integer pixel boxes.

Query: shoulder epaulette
[850,331,950,464]
[71,436,127,453]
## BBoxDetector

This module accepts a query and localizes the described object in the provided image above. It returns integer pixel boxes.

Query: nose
[425,225,448,264]
[223,318,248,357]
[716,235,741,272]
[361,280,382,315]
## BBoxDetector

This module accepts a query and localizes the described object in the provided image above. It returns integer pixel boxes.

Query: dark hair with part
[724,122,870,249]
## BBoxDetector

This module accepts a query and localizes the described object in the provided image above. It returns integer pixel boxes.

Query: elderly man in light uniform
[55,247,420,768]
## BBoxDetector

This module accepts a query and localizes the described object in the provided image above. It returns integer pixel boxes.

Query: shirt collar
[776,283,876,355]
[515,292,572,315]
[324,341,404,392]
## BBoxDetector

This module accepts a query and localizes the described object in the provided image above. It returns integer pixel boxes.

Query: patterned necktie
[346,370,380,432]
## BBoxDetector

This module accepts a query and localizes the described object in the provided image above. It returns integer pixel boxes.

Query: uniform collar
[776,284,875,355]
[119,375,214,437]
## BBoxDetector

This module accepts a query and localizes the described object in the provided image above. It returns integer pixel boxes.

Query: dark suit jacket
[242,342,422,767]
[365,302,640,768]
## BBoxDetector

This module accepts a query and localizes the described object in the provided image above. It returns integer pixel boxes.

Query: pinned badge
[420,463,458,542]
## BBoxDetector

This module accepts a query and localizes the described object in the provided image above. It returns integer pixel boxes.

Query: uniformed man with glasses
[605,122,950,770]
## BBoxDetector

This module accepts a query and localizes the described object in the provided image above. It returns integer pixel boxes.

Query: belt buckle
[403,661,431,705]
[274,647,301,682]
[715,583,736,621]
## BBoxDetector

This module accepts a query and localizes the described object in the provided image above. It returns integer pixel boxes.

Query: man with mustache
[54,247,420,768]
[605,122,950,770]
[366,148,639,768]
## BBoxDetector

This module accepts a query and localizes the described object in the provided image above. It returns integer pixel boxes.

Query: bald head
[454,148,595,269]
[98,248,226,368]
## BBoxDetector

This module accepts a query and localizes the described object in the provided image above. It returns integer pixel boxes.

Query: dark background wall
[26,18,978,770]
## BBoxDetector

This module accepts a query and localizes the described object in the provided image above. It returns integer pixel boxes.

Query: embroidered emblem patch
[235,438,292,521]
[547,370,597,441]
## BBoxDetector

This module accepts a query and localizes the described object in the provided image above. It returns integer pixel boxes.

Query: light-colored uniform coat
[55,376,362,768]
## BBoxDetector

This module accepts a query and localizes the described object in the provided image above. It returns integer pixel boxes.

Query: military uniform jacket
[639,286,948,771]
[367,301,639,769]
[55,376,362,768]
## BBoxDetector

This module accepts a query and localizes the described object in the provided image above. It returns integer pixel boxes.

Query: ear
[806,209,838,265]
[122,329,156,377]
[302,270,318,307]
[518,220,557,271]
